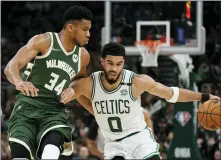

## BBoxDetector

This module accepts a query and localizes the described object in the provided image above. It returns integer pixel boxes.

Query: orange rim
[136,40,161,53]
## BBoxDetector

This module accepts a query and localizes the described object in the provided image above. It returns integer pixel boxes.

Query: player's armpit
[4,33,51,85]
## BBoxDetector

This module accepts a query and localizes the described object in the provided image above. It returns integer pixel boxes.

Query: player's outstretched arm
[4,33,51,96]
[134,74,220,103]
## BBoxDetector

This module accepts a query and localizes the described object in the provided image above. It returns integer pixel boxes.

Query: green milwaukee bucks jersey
[17,32,81,109]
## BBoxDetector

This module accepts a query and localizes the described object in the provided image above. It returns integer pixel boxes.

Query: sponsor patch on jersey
[72,54,78,63]
[175,111,191,127]
[120,89,128,96]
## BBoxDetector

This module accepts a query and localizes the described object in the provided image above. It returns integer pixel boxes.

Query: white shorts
[104,127,160,159]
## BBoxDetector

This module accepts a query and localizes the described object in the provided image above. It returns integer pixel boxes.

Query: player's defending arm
[4,33,51,97]
[133,74,220,103]
[69,47,94,115]
[60,76,93,105]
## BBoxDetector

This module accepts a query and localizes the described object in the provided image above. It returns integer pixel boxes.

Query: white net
[136,40,161,67]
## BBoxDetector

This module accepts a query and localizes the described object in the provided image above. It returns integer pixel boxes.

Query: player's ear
[100,58,104,67]
[67,23,75,33]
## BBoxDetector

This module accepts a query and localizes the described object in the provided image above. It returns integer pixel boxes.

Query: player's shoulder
[27,32,51,50]
[131,73,147,87]
[81,47,89,55]
[123,69,136,76]
[80,47,90,66]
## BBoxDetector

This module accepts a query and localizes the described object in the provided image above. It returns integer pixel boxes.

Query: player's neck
[58,30,76,52]
[102,72,123,91]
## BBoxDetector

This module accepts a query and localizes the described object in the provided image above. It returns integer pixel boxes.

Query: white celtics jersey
[91,69,146,140]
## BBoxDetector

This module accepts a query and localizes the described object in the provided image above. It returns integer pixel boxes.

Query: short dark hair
[63,5,93,26]
[101,42,126,58]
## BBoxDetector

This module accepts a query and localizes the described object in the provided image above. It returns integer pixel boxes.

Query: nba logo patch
[72,54,78,63]
[120,89,128,96]
[175,111,191,127]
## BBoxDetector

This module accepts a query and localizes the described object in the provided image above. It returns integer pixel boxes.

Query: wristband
[201,93,210,102]
[166,87,179,103]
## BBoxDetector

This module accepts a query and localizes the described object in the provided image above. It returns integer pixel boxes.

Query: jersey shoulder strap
[121,70,135,86]
[91,71,101,101]
[121,70,137,101]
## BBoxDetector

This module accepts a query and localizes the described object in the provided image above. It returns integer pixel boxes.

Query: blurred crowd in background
[1,1,220,160]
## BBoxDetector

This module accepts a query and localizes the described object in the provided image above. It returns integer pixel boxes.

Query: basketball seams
[210,106,221,127]
[210,114,221,127]
[200,102,205,125]
[198,100,220,131]
[198,112,220,116]
[205,100,213,129]
[210,106,220,114]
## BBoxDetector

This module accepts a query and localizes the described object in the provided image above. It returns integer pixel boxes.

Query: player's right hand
[15,81,39,97]
[60,87,75,104]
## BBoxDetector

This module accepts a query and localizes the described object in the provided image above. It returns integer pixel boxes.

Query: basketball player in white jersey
[60,42,220,160]
[86,108,153,160]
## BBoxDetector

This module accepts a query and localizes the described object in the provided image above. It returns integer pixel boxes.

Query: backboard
[102,1,205,56]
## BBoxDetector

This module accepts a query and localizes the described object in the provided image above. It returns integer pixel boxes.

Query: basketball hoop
[135,40,161,67]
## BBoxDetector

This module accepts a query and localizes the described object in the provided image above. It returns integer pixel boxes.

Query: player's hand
[15,81,39,97]
[210,94,220,101]
[60,87,75,104]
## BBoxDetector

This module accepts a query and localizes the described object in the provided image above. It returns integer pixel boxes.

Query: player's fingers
[62,90,75,104]
[15,84,22,91]
[33,87,39,97]
[211,96,220,100]
[29,88,35,97]
[60,90,68,102]
[28,83,38,97]
[21,85,31,96]
[28,84,35,97]
[25,89,31,96]
[60,90,70,103]
[63,96,72,104]
[19,89,26,95]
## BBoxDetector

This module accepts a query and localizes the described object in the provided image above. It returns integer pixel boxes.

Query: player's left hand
[209,94,220,101]
[60,87,75,104]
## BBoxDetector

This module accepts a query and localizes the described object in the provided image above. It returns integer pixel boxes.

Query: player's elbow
[4,64,10,77]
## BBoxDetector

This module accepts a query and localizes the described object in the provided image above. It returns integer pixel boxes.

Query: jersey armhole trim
[78,47,82,73]
[129,72,137,101]
[91,73,96,101]
[35,32,53,59]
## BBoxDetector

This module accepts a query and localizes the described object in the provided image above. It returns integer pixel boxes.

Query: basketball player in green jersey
[60,42,220,160]
[4,5,93,159]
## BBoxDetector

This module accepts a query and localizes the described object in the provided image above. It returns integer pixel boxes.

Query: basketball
[197,100,221,131]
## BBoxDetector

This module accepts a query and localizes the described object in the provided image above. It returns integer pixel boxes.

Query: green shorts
[8,100,73,159]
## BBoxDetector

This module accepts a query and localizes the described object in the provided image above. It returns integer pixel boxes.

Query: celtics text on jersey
[91,70,146,140]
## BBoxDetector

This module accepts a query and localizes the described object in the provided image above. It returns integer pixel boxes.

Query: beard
[103,69,122,85]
